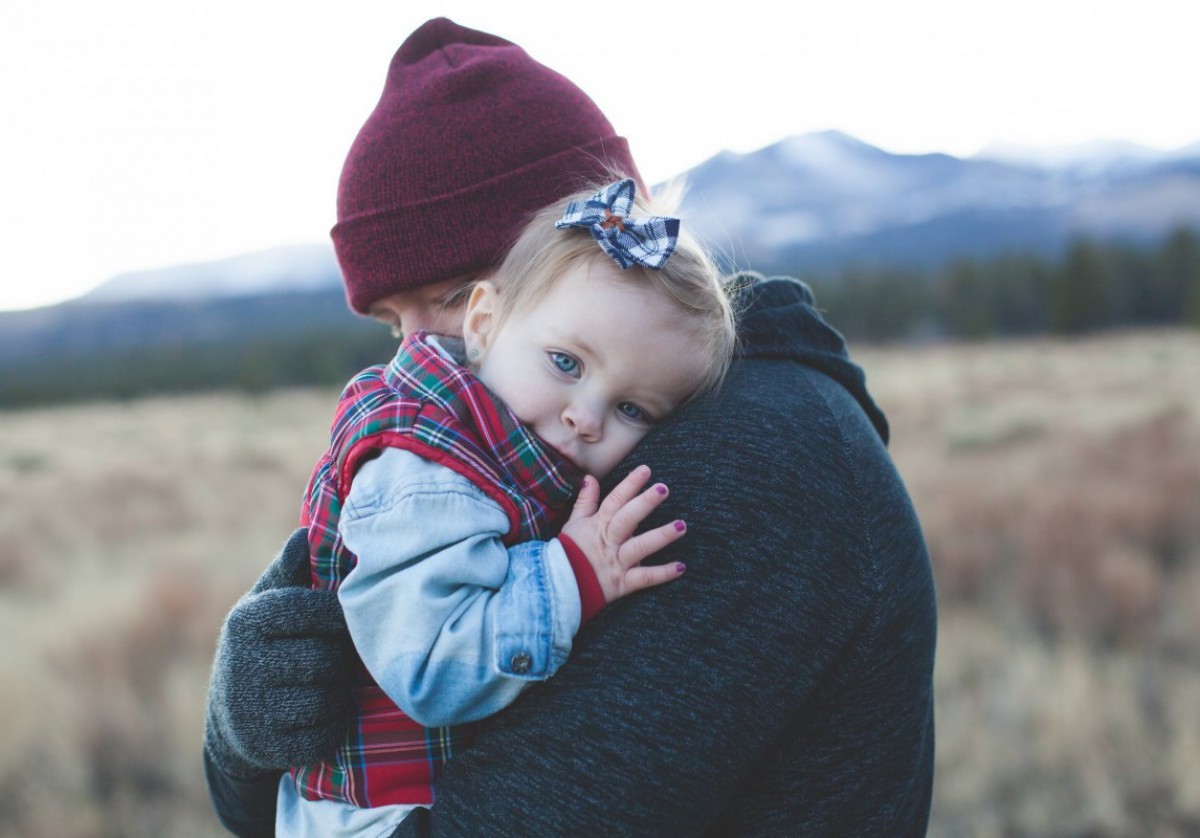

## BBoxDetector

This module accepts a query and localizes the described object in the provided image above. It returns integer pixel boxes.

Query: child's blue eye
[618,402,652,424]
[549,351,580,377]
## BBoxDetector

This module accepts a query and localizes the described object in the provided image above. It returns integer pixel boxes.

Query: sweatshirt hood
[733,274,889,444]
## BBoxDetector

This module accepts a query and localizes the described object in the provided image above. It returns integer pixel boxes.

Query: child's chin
[548,444,585,475]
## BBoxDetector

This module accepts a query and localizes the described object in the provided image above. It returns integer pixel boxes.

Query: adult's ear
[462,280,500,360]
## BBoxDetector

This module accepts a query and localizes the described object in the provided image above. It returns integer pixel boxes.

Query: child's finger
[607,481,672,540]
[621,560,687,594]
[619,518,687,566]
[597,464,653,518]
[566,475,600,523]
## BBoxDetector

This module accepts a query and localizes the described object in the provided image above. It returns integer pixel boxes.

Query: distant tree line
[2,229,1197,410]
[802,227,1200,343]
[0,326,397,409]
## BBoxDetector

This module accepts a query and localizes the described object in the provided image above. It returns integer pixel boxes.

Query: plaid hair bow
[555,179,680,270]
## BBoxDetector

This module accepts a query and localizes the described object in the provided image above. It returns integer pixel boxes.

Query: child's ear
[463,280,499,358]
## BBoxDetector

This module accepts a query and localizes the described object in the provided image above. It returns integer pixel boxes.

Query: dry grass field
[1,329,1197,837]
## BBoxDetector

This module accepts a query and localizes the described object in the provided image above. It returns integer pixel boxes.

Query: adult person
[204,17,937,837]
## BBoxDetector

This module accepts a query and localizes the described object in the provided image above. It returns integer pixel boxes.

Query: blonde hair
[488,180,738,398]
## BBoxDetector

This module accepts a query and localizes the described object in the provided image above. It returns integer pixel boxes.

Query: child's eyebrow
[547,329,597,362]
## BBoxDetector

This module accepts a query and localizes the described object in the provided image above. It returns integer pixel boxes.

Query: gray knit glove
[204,528,354,778]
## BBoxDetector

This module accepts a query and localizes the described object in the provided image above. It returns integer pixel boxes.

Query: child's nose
[563,404,602,441]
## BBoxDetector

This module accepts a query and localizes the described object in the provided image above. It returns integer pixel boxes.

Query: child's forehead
[537,267,682,336]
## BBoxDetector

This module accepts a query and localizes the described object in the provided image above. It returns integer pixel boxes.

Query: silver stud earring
[468,348,480,361]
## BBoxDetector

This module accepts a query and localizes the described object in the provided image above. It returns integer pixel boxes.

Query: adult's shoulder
[651,346,884,490]
[630,280,922,594]
[643,269,888,486]
[725,271,890,443]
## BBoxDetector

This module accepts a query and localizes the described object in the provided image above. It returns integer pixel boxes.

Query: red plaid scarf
[292,332,580,808]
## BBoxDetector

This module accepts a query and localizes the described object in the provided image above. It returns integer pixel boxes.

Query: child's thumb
[566,475,600,522]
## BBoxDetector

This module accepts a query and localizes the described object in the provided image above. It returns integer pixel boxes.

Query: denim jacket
[339,447,582,724]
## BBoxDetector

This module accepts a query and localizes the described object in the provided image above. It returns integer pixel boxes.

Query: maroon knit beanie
[332,17,642,314]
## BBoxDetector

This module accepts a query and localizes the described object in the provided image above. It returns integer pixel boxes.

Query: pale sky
[1,0,1197,311]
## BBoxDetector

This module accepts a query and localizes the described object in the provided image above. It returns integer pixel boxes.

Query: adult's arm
[392,357,936,836]
[203,528,354,836]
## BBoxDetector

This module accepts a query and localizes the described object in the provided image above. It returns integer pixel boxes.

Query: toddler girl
[278,178,736,835]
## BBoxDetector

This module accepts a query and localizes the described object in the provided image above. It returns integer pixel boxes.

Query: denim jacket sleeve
[337,447,582,728]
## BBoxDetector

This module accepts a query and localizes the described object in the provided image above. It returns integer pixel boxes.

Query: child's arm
[337,449,682,729]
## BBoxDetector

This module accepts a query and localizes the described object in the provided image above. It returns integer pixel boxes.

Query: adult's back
[394,276,936,836]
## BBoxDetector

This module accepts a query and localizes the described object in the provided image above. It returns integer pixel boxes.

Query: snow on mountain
[680,132,1200,272]
[771,131,906,195]
[685,132,1026,260]
[973,139,1165,173]
[83,243,341,303]
[1172,140,1200,160]
[1069,174,1200,237]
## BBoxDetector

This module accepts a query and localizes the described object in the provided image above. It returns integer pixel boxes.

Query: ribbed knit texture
[333,17,641,313]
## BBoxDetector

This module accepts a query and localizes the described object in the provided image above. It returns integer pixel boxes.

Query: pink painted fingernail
[655,484,668,495]
[674,520,686,532]
[580,476,589,488]
[676,563,687,573]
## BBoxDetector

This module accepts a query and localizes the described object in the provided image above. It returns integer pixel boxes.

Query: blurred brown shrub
[860,330,1200,836]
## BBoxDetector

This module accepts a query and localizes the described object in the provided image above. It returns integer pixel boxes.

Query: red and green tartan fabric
[291,331,581,808]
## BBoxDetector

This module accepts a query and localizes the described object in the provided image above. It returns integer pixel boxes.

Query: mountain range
[3,131,1198,405]
[61,130,1200,306]
[680,131,1200,274]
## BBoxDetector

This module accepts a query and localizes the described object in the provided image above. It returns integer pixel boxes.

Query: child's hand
[560,464,687,604]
